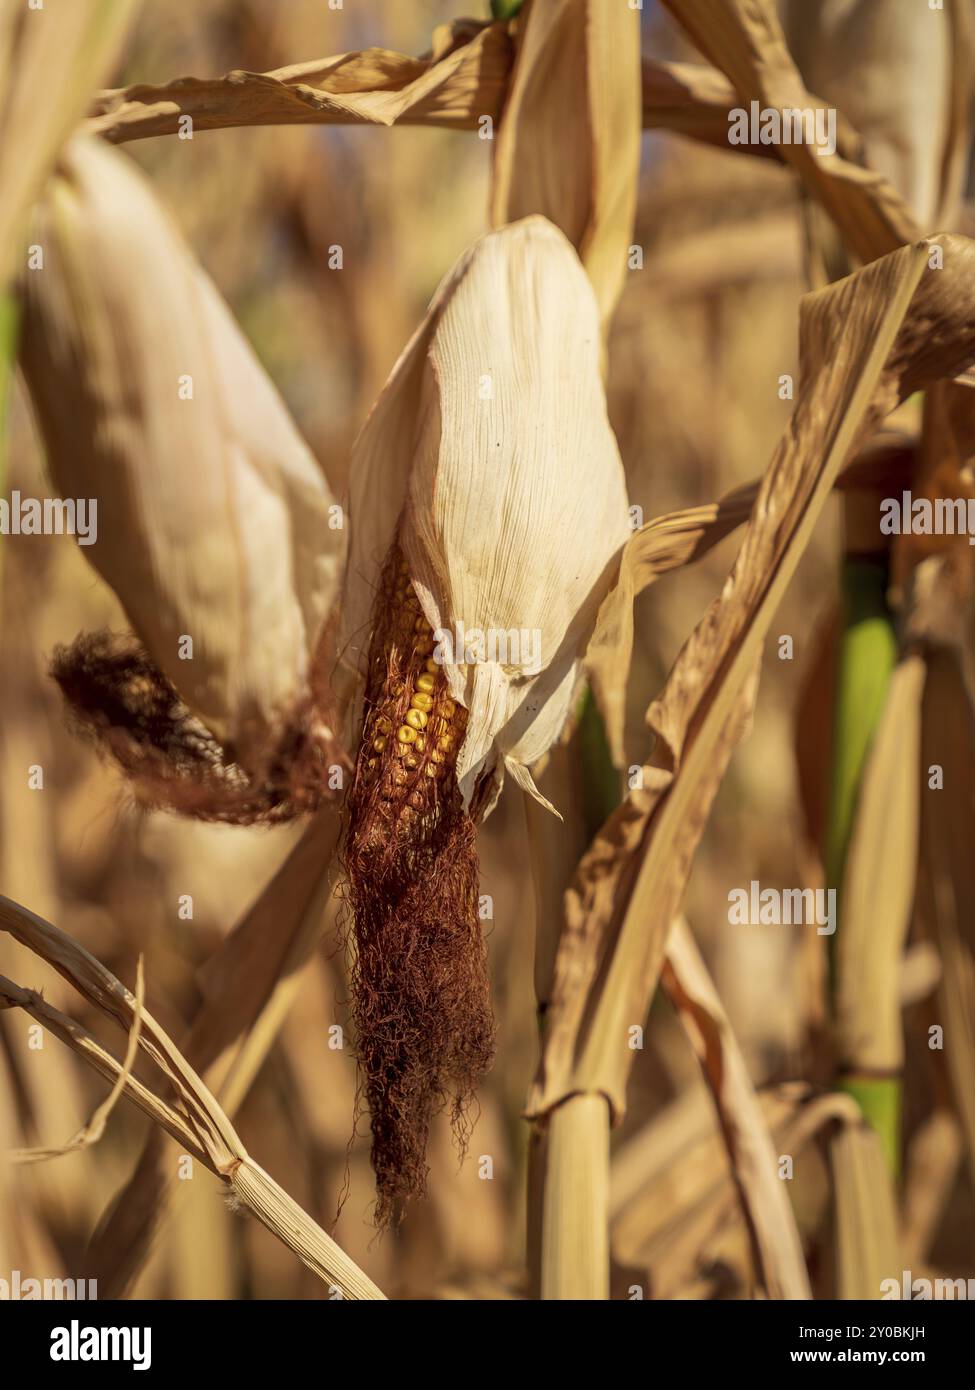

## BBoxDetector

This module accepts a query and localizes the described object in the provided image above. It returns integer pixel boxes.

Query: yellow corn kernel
[416,673,436,694]
[374,715,392,735]
[411,692,433,712]
[372,736,387,753]
[424,762,438,778]
[425,658,441,675]
[437,735,454,753]
[396,725,417,745]
[415,733,427,752]
[405,708,427,731]
[442,699,457,718]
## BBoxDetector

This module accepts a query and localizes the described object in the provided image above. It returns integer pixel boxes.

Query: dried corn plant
[1,0,975,1314]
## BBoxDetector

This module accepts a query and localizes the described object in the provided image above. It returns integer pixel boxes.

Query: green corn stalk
[825,552,899,1174]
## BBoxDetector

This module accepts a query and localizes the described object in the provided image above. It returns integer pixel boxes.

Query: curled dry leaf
[88,19,514,142]
[587,483,757,765]
[0,0,140,281]
[529,234,975,1127]
[491,0,641,326]
[18,136,345,819]
[659,0,920,261]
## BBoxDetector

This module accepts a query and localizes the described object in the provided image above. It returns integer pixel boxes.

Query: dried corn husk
[491,0,641,326]
[18,136,342,778]
[339,214,630,812]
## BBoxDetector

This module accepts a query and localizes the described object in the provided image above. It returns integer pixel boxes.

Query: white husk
[19,136,341,762]
[340,216,630,811]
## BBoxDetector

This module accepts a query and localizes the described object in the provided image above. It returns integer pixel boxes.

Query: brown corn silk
[50,630,345,825]
[345,542,495,1226]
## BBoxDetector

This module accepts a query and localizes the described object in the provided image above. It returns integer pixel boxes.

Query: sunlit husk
[340,215,630,811]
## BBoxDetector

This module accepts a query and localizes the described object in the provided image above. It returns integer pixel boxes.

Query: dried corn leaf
[491,0,640,325]
[529,234,975,1125]
[0,0,139,281]
[587,483,756,764]
[19,136,341,766]
[662,919,810,1299]
[590,436,918,767]
[10,956,144,1164]
[0,893,383,1299]
[834,655,924,1075]
[82,22,882,183]
[88,19,513,142]
[659,0,920,261]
